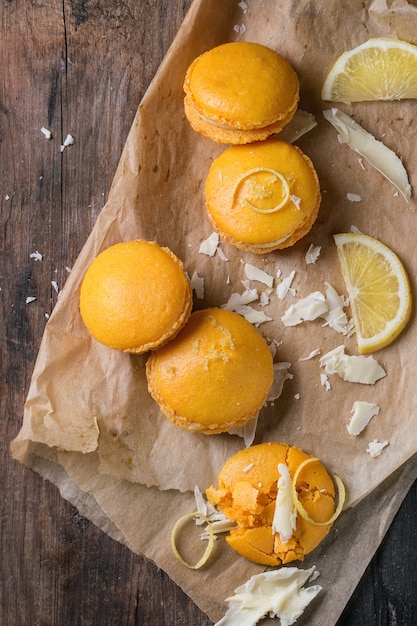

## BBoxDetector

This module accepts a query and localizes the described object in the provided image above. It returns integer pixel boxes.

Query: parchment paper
[11,0,417,623]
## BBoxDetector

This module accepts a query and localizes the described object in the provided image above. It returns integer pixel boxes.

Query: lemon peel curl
[171,511,215,569]
[291,457,346,527]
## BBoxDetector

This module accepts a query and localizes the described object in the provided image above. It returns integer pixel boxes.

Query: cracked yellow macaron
[205,137,321,253]
[146,308,273,434]
[206,442,344,566]
[183,42,299,144]
[79,240,192,354]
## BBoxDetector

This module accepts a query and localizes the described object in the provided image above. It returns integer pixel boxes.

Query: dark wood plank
[1,1,416,625]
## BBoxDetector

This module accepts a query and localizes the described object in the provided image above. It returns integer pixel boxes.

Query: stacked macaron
[183,41,321,253]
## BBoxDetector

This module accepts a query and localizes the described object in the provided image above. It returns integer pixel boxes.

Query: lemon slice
[334,233,412,353]
[322,38,417,103]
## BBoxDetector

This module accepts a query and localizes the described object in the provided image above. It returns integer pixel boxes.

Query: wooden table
[2,1,417,624]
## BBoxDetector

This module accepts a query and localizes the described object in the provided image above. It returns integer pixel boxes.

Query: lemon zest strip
[291,457,346,527]
[231,167,290,214]
[171,511,215,569]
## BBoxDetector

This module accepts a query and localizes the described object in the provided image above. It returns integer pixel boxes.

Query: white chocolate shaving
[347,401,380,435]
[323,108,411,201]
[199,232,220,256]
[320,345,386,384]
[214,566,322,626]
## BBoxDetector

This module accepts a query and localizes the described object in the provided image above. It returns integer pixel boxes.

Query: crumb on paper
[259,290,270,307]
[267,362,293,402]
[321,283,355,336]
[347,400,380,436]
[232,304,272,326]
[233,24,246,34]
[305,243,321,264]
[276,269,296,300]
[299,348,321,361]
[244,263,274,288]
[281,291,328,326]
[190,271,205,300]
[320,373,331,391]
[366,439,389,457]
[222,288,258,310]
[217,247,229,261]
[282,284,354,336]
[278,110,318,144]
[199,232,219,257]
[238,0,248,12]
[319,345,386,385]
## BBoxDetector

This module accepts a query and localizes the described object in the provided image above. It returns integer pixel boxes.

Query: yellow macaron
[205,137,321,253]
[146,308,273,434]
[206,442,338,566]
[79,240,192,354]
[183,42,299,144]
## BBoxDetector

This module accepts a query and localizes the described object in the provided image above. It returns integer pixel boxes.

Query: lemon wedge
[334,233,412,353]
[322,38,417,103]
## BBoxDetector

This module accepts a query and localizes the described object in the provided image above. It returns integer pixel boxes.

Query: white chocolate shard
[323,108,411,201]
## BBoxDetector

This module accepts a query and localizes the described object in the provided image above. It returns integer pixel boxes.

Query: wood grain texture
[1,1,416,625]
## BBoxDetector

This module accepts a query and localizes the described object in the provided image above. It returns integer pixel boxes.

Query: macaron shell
[146,308,274,434]
[79,240,192,353]
[205,138,321,251]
